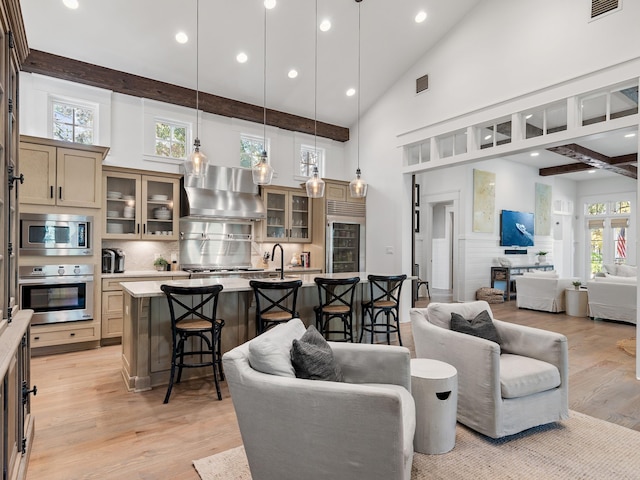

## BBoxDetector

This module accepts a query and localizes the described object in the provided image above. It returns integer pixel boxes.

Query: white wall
[356,0,640,293]
[20,73,350,187]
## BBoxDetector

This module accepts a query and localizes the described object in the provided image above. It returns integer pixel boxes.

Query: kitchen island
[120,272,387,392]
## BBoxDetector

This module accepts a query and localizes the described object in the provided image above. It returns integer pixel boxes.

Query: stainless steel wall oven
[18,264,94,325]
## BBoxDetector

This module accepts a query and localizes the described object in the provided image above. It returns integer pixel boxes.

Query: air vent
[327,200,365,218]
[416,74,429,94]
[591,0,620,19]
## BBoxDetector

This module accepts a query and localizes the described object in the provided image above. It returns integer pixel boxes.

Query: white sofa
[410,301,569,439]
[587,275,637,324]
[222,319,416,480]
[514,271,578,313]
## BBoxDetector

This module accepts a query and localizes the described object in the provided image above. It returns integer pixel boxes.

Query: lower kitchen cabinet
[0,311,35,480]
[30,320,100,351]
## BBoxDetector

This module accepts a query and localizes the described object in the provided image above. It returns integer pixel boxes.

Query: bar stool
[160,284,225,404]
[250,279,303,335]
[313,276,360,342]
[360,274,407,345]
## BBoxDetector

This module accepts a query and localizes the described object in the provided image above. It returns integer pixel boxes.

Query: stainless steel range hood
[180,165,266,220]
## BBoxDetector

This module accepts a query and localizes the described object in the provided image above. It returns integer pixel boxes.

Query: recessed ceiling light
[63,0,79,9]
[624,133,636,138]
[288,69,298,79]
[236,52,248,64]
[525,114,533,119]
[530,152,539,157]
[175,32,188,44]
[264,0,276,9]
[484,134,492,140]
[346,88,356,97]
[319,19,331,32]
[415,11,427,23]
[588,170,596,174]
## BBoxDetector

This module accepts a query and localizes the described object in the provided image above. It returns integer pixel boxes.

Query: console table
[490,265,554,301]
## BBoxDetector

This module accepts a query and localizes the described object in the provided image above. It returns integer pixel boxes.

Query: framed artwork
[535,183,552,236]
[473,169,495,233]
[414,184,420,207]
[414,210,420,233]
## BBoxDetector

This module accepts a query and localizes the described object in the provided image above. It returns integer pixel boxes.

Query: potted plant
[154,256,168,271]
[572,280,582,290]
[536,251,548,264]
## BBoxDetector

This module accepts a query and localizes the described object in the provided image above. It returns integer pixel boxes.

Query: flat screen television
[500,210,534,247]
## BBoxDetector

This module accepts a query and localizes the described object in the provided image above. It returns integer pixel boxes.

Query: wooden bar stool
[250,279,302,335]
[160,284,225,404]
[313,276,360,342]
[360,274,407,345]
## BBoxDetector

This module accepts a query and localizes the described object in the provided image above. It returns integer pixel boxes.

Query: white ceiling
[20,0,482,128]
[19,0,637,181]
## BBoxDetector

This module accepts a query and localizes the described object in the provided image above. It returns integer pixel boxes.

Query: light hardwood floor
[26,300,640,479]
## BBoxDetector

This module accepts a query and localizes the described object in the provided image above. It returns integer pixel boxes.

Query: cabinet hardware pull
[50,186,54,198]
[34,336,40,340]
[59,186,62,199]
[70,332,75,336]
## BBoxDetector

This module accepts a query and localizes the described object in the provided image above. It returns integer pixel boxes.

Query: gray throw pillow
[290,325,343,381]
[450,310,503,346]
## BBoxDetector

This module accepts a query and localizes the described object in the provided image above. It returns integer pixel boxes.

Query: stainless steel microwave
[20,213,93,256]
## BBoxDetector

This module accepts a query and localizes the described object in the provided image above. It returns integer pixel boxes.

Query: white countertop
[101,270,190,279]
[120,272,374,298]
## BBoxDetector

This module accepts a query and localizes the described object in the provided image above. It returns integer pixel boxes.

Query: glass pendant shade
[305,166,325,198]
[252,150,274,185]
[185,138,208,177]
[349,168,368,198]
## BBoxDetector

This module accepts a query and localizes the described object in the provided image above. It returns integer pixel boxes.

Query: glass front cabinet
[259,187,312,243]
[103,167,180,241]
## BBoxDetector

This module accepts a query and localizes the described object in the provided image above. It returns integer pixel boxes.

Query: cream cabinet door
[57,148,102,208]
[18,143,57,206]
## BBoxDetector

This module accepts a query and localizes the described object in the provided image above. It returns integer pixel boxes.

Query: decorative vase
[537,255,547,264]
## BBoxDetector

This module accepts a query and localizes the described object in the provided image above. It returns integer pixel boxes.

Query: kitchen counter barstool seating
[360,274,407,345]
[160,284,225,404]
[250,279,303,335]
[313,276,360,342]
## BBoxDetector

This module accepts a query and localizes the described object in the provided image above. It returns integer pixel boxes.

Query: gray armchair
[410,301,568,439]
[222,320,415,480]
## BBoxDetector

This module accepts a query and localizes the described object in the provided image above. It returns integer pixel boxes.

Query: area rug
[193,410,640,479]
[616,337,636,357]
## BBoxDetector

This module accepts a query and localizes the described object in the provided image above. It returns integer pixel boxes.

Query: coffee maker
[102,248,125,273]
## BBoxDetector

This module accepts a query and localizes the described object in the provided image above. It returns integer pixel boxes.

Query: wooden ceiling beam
[546,143,637,179]
[22,49,350,143]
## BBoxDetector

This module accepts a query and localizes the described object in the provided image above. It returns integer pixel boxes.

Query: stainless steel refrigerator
[326,215,365,273]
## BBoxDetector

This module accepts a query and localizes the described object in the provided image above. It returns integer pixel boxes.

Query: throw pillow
[290,325,343,381]
[450,310,503,346]
[617,264,637,277]
[427,301,495,329]
[248,318,307,377]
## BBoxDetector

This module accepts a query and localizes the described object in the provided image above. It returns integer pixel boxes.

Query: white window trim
[48,95,99,144]
[240,132,270,169]
[295,143,325,181]
[153,116,190,161]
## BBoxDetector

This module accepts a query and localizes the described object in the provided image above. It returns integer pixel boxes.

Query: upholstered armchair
[514,272,578,312]
[410,301,569,439]
[222,319,415,480]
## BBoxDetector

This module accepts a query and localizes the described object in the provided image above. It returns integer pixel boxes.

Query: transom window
[585,200,632,276]
[155,120,187,159]
[52,100,96,144]
[240,134,269,169]
[299,145,324,177]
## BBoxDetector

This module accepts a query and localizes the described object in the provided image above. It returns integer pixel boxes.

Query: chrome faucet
[271,243,284,280]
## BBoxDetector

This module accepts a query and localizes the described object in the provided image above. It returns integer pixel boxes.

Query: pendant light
[305,0,325,198]
[185,0,208,178]
[349,0,368,198]
[252,2,274,185]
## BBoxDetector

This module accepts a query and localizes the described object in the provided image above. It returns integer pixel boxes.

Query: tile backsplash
[103,240,179,271]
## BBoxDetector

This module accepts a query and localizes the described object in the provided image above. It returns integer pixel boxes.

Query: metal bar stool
[360,274,407,345]
[160,284,225,404]
[313,276,360,342]
[250,279,303,335]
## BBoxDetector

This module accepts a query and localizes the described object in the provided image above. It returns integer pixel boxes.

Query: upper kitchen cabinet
[103,166,180,241]
[258,186,312,243]
[325,179,365,204]
[19,136,109,208]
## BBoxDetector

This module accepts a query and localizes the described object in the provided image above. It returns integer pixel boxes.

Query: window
[407,140,431,166]
[580,82,639,126]
[299,145,324,177]
[523,101,567,139]
[155,120,187,159]
[477,117,511,150]
[52,100,96,144]
[240,134,268,169]
[585,200,632,276]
